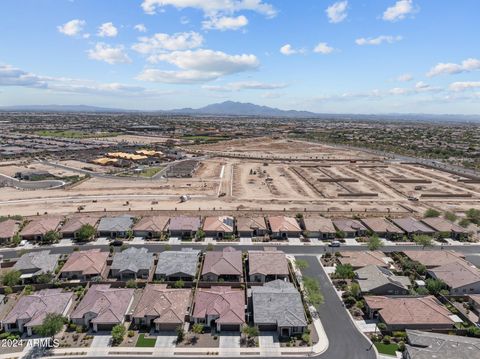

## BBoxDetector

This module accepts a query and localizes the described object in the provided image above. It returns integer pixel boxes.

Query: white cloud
[141,0,277,18]
[326,1,348,23]
[389,87,410,95]
[57,19,86,36]
[313,42,334,54]
[202,15,248,31]
[87,43,132,64]
[427,58,480,77]
[397,73,413,82]
[137,49,259,83]
[355,35,402,46]
[382,0,415,22]
[280,44,304,56]
[134,24,147,32]
[449,81,480,92]
[203,81,287,91]
[132,32,204,55]
[97,22,118,37]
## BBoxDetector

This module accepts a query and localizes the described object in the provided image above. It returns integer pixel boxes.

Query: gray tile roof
[355,265,410,293]
[97,215,134,233]
[155,249,200,278]
[13,250,60,276]
[111,247,154,273]
[251,280,307,327]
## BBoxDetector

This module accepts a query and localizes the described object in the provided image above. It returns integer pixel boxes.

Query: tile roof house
[332,219,368,238]
[251,280,307,336]
[203,216,234,239]
[428,260,480,294]
[60,216,99,239]
[390,217,436,237]
[168,216,201,239]
[97,215,134,238]
[354,265,410,295]
[0,219,21,243]
[303,217,336,240]
[338,251,391,269]
[2,289,74,336]
[20,216,63,241]
[360,217,404,240]
[60,249,109,281]
[132,216,170,239]
[236,217,267,238]
[192,286,245,331]
[268,216,302,239]
[71,284,134,332]
[404,329,480,359]
[155,249,200,281]
[364,296,456,331]
[110,247,154,280]
[13,250,60,282]
[132,284,191,331]
[403,250,465,268]
[420,217,469,240]
[201,247,243,282]
[248,249,289,283]
[468,295,480,322]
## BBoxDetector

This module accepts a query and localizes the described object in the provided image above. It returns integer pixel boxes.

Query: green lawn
[138,166,164,177]
[35,130,119,139]
[374,342,399,356]
[135,334,156,347]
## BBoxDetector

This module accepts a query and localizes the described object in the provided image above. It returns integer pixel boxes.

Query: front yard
[135,333,156,347]
[374,342,399,356]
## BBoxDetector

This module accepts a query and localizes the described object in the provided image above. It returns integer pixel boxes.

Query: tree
[35,313,65,338]
[334,264,355,279]
[295,259,309,270]
[77,224,96,241]
[11,233,21,246]
[35,273,53,284]
[413,234,433,249]
[425,278,447,295]
[43,230,60,244]
[3,286,12,295]
[466,208,480,225]
[176,326,185,343]
[303,276,324,305]
[241,325,259,347]
[111,324,126,345]
[424,208,440,218]
[126,279,137,288]
[196,229,206,240]
[24,285,34,295]
[1,270,21,287]
[174,279,185,288]
[350,282,361,299]
[368,235,383,251]
[191,323,204,341]
[459,218,471,228]
[125,229,134,240]
[444,211,457,222]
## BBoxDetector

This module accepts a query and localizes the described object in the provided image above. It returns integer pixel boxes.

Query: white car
[19,240,28,247]
[329,240,341,247]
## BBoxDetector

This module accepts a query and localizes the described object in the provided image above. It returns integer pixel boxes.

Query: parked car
[109,239,124,247]
[329,240,341,247]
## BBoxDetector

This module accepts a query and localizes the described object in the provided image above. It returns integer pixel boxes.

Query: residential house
[203,216,235,239]
[60,216,99,239]
[71,284,134,332]
[2,289,73,336]
[110,247,154,280]
[268,216,302,239]
[132,216,170,239]
[354,265,410,295]
[20,216,63,241]
[60,249,108,280]
[96,215,134,238]
[390,217,436,238]
[302,217,336,240]
[403,250,466,269]
[251,280,307,336]
[360,217,404,240]
[421,217,469,240]
[169,216,201,239]
[192,286,245,331]
[364,296,456,331]
[132,284,191,331]
[155,249,200,281]
[338,251,391,269]
[13,250,60,283]
[236,217,267,238]
[201,247,243,282]
[0,219,20,243]
[248,249,289,283]
[333,219,367,238]
[428,260,480,294]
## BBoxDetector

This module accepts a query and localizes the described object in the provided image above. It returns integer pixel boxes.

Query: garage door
[258,324,277,331]
[96,323,115,331]
[157,323,180,331]
[220,324,240,332]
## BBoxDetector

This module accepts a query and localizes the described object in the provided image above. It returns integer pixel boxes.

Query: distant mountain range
[1,101,479,122]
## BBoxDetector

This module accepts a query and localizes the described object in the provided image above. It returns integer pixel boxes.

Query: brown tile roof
[0,219,20,239]
[365,296,454,327]
[361,217,404,234]
[71,284,134,324]
[202,247,242,276]
[390,217,435,234]
[236,217,267,232]
[403,250,465,268]
[133,216,170,232]
[421,217,468,234]
[268,216,301,232]
[193,286,245,325]
[203,216,234,232]
[470,294,480,306]
[133,284,190,325]
[303,217,336,233]
[429,260,480,289]
[169,216,201,231]
[332,219,367,233]
[339,251,390,268]
[60,249,108,276]
[60,216,99,234]
[248,249,289,276]
[20,216,63,237]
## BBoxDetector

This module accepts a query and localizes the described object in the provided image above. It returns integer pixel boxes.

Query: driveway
[91,334,112,348]
[219,332,241,348]
[168,237,181,244]
[94,237,109,245]
[258,332,279,349]
[288,237,301,245]
[154,331,177,348]
[344,238,360,245]
[240,237,252,244]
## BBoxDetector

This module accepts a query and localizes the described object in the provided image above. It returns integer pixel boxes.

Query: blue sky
[1,0,479,113]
